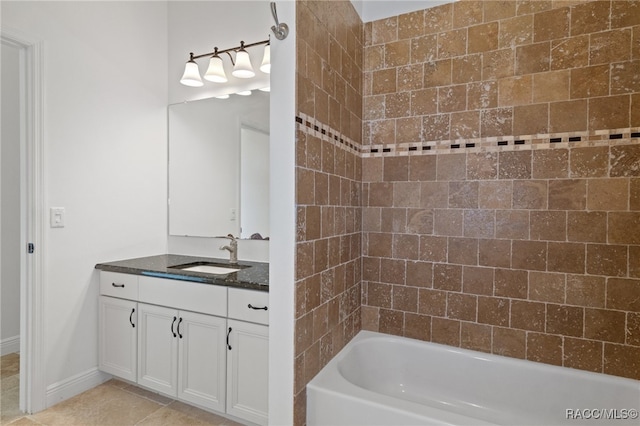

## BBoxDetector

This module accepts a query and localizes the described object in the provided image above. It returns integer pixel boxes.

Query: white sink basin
[179,265,241,274]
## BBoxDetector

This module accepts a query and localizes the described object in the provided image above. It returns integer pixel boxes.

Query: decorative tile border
[296,114,640,158]
[364,130,640,158]
[296,113,362,156]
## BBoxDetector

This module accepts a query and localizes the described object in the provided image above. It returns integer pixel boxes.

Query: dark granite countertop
[95,254,269,292]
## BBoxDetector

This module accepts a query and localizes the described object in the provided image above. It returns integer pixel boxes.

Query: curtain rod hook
[270,2,289,40]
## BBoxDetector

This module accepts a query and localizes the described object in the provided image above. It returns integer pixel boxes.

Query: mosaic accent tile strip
[296,114,640,158]
[365,130,640,158]
[296,113,362,156]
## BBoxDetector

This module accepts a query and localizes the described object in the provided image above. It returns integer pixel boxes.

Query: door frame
[1,28,46,414]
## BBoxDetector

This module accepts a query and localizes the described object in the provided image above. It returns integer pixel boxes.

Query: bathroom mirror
[168,91,269,239]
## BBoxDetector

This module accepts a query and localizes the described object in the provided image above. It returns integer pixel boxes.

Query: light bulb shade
[237,90,252,96]
[180,60,203,87]
[259,44,271,74]
[232,49,255,78]
[204,55,227,83]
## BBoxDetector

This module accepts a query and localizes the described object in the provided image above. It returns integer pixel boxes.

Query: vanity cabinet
[98,270,268,425]
[226,319,269,424]
[226,288,269,425]
[98,271,140,381]
[98,296,137,382]
[137,303,227,412]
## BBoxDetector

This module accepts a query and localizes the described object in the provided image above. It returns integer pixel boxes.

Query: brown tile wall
[362,0,640,382]
[295,1,363,424]
[364,0,640,144]
[362,143,640,379]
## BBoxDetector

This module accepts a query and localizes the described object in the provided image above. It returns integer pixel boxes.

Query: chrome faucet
[219,234,238,265]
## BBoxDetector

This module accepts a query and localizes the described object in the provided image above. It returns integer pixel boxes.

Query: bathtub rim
[307,331,501,426]
[324,330,640,389]
[307,330,640,426]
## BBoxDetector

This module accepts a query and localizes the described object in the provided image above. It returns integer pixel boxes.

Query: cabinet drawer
[138,276,227,317]
[100,271,139,300]
[228,288,269,325]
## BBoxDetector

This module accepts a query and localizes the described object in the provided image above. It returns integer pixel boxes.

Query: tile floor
[1,354,20,425]
[1,353,243,426]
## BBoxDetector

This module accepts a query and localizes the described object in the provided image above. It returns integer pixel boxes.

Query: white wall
[2,1,297,419]
[167,1,273,262]
[1,43,22,355]
[1,1,168,401]
[267,1,296,423]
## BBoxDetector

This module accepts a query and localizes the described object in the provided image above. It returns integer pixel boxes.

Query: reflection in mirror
[240,126,270,239]
[168,91,269,238]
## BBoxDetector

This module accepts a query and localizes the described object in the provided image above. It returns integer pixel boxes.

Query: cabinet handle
[248,304,268,311]
[226,327,232,350]
[171,316,177,337]
[111,282,125,288]
[129,308,135,328]
[177,317,183,339]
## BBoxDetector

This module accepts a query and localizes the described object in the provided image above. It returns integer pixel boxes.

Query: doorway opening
[1,29,46,416]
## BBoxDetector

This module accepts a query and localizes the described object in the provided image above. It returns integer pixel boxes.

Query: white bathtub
[307,331,640,426]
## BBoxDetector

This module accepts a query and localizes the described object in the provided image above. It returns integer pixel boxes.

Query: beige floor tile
[1,355,248,426]
[136,405,213,426]
[120,385,173,406]
[164,401,244,426]
[1,374,19,393]
[4,417,42,425]
[1,383,22,425]
[30,383,162,426]
[0,354,20,379]
[102,379,130,390]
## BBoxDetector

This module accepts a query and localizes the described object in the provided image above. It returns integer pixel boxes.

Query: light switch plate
[50,207,65,228]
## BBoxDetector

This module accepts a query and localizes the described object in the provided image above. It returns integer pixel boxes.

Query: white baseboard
[46,367,111,408]
[0,335,20,356]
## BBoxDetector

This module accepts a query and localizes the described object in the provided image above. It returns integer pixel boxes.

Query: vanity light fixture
[179,2,288,87]
[180,39,270,87]
[232,42,256,78]
[204,49,227,83]
[180,53,205,87]
[259,43,270,73]
[237,90,252,96]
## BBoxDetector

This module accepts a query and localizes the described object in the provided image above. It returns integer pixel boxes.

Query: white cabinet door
[99,296,137,381]
[178,311,227,412]
[137,303,178,396]
[226,319,269,425]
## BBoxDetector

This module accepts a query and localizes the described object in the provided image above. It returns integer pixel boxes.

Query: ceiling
[351,0,456,22]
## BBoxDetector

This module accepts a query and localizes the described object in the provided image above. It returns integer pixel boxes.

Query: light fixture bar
[181,38,271,86]
[189,39,269,62]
